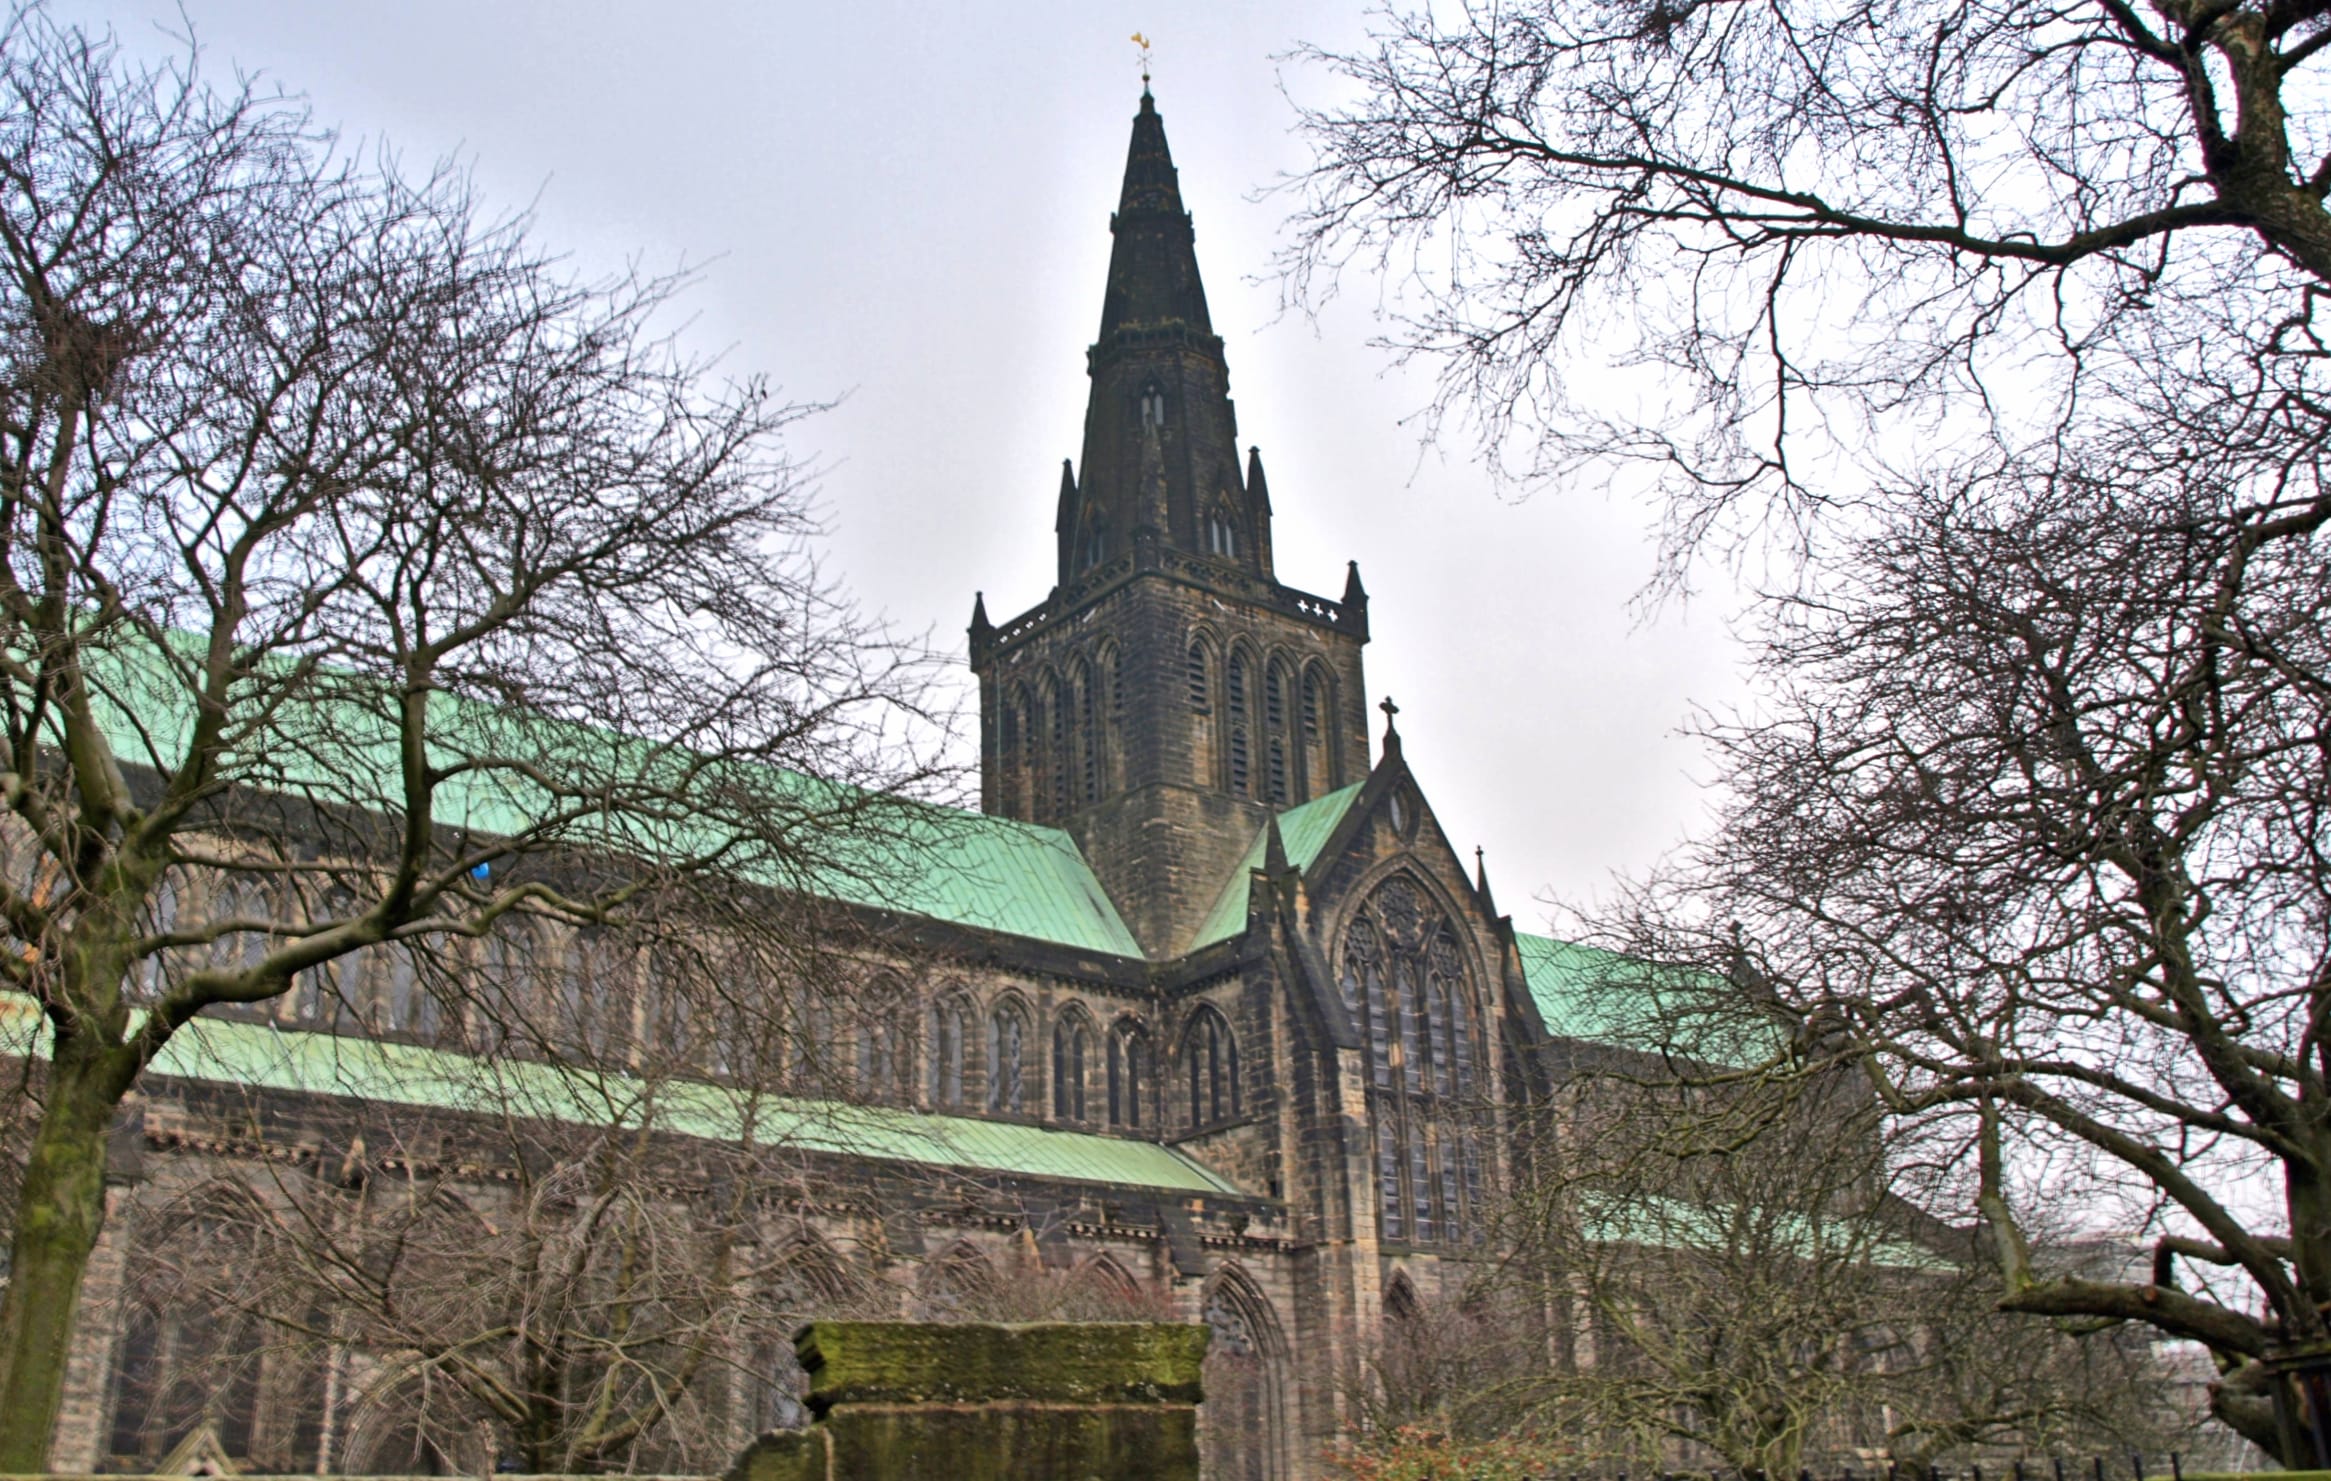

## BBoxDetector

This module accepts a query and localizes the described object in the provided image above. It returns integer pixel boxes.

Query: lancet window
[929,995,971,1109]
[1182,1005,1240,1129]
[1053,1009,1094,1122]
[1109,1020,1151,1129]
[988,999,1030,1114]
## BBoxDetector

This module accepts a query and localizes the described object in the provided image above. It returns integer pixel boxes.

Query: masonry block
[725,1321,1208,1481]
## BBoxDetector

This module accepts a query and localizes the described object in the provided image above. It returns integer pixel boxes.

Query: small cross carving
[1378,695,1400,731]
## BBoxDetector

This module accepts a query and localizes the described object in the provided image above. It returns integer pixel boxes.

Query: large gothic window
[1339,877,1486,1247]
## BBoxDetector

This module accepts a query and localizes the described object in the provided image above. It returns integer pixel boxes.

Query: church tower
[970,88,1373,957]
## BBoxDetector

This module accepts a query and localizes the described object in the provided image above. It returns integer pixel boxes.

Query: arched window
[1074,656,1100,806]
[1182,1006,1239,1128]
[929,996,971,1108]
[757,1241,853,1430]
[292,886,362,1028]
[918,1240,1002,1320]
[1265,661,1294,805]
[1139,381,1167,428]
[1043,672,1071,821]
[131,870,188,1005]
[207,877,272,1004]
[1108,1021,1150,1129]
[1080,511,1108,572]
[384,941,440,1042]
[859,988,912,1103]
[106,1190,272,1468]
[1225,650,1252,798]
[1052,1010,1094,1122]
[1206,507,1240,558]
[987,999,1029,1114]
[1339,877,1484,1248]
[998,687,1024,815]
[1301,664,1336,793]
[1200,1268,1290,1481]
[1186,640,1212,714]
[564,927,632,1061]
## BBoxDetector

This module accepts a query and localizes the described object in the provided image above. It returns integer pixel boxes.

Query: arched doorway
[1200,1267,1287,1481]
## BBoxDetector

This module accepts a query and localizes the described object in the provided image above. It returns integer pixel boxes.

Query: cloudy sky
[56,0,1745,931]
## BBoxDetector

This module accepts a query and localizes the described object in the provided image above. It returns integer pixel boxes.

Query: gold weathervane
[1132,32,1152,88]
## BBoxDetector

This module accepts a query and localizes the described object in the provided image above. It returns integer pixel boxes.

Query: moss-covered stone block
[796,1321,1209,1411]
[722,1427,827,1481]
[722,1322,1208,1481]
[820,1402,1203,1481]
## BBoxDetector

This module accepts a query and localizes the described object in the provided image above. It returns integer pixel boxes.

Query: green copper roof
[828,806,1142,958]
[54,633,1141,960]
[1513,932,1647,1041]
[1,998,1234,1195]
[1580,1191,1945,1270]
[1515,931,1781,1062]
[1189,783,1365,950]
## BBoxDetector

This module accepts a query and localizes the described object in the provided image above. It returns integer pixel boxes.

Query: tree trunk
[0,1043,124,1469]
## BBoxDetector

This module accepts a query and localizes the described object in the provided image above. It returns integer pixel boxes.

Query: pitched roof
[0,997,1236,1195]
[1514,931,1783,1062]
[66,633,1143,960]
[1189,783,1365,951]
[1512,932,1649,1041]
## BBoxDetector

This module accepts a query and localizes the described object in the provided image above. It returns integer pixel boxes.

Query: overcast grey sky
[57,0,1745,932]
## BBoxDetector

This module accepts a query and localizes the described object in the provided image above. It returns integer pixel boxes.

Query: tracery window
[1182,1005,1239,1128]
[987,999,1029,1114]
[929,996,971,1108]
[1339,877,1486,1247]
[859,992,913,1103]
[1052,1010,1094,1121]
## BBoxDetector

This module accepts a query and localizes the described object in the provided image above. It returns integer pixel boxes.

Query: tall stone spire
[1058,90,1270,587]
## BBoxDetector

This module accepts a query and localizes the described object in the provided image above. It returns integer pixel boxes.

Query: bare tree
[1281,0,2331,580]
[1286,0,2331,1466]
[1349,1060,2191,1478]
[1577,465,2331,1462]
[0,10,932,1464]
